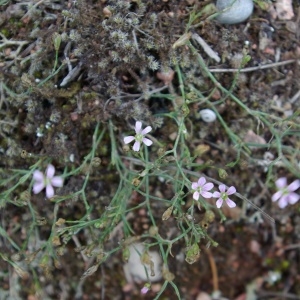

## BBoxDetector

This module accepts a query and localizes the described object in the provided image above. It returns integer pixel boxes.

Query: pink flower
[33,164,63,199]
[141,286,149,294]
[213,185,236,208]
[272,177,300,208]
[191,177,214,200]
[123,121,153,152]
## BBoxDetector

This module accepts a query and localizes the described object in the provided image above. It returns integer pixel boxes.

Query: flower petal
[135,121,142,133]
[216,198,223,208]
[287,180,300,192]
[142,137,153,146]
[124,136,135,144]
[213,191,220,198]
[133,141,141,152]
[51,176,63,187]
[191,182,198,190]
[203,182,213,191]
[46,184,54,199]
[287,193,300,205]
[33,181,45,194]
[201,191,213,198]
[227,186,236,195]
[226,198,236,208]
[193,191,200,201]
[272,191,283,202]
[197,177,206,187]
[141,126,152,135]
[275,177,287,189]
[219,184,226,193]
[278,196,288,208]
[33,170,44,182]
[46,164,55,179]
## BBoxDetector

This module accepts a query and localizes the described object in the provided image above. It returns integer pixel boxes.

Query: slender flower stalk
[213,185,236,208]
[124,121,153,151]
[32,164,63,199]
[191,177,214,201]
[272,177,300,208]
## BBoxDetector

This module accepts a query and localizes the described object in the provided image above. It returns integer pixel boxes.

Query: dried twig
[192,33,221,63]
[209,59,299,73]
[0,33,29,59]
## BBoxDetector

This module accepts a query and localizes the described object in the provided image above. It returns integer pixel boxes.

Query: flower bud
[218,168,228,179]
[39,255,49,268]
[123,145,130,153]
[140,251,152,265]
[122,247,130,262]
[149,226,159,236]
[56,246,65,256]
[132,178,141,186]
[36,217,47,226]
[162,268,175,281]
[180,104,190,117]
[52,32,62,51]
[52,236,61,246]
[55,218,66,226]
[185,243,200,264]
[162,206,173,221]
[200,220,209,229]
[203,210,215,223]
[92,157,102,167]
[20,150,28,158]
[11,253,22,262]
[157,147,166,156]
[20,190,30,202]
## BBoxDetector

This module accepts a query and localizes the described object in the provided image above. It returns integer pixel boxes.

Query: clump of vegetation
[0,0,300,299]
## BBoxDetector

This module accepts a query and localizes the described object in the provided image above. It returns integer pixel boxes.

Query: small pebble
[215,0,254,24]
[199,109,217,123]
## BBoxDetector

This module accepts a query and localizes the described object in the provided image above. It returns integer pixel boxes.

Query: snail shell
[199,109,217,123]
[215,0,254,24]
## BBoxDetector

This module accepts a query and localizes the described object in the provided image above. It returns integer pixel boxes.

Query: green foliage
[0,0,299,298]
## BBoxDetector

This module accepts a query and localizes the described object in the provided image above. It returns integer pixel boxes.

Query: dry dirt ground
[0,1,299,299]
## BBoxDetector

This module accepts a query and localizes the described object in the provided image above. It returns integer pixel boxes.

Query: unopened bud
[185,243,200,264]
[132,178,141,186]
[162,268,175,281]
[122,247,130,262]
[55,218,66,226]
[218,168,228,179]
[92,157,102,167]
[123,145,130,153]
[140,251,152,265]
[52,236,61,246]
[157,147,166,156]
[162,206,173,221]
[203,210,215,223]
[52,32,62,51]
[149,226,159,236]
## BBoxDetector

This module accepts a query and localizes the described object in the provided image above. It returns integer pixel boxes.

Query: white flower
[213,185,236,208]
[272,177,300,208]
[191,177,214,200]
[33,164,63,199]
[124,121,153,152]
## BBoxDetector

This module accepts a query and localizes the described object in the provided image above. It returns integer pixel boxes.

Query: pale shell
[123,243,162,283]
[215,0,254,25]
[199,109,217,123]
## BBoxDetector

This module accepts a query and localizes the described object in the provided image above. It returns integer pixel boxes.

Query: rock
[215,0,254,24]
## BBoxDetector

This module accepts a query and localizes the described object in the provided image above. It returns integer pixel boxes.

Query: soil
[0,1,299,300]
